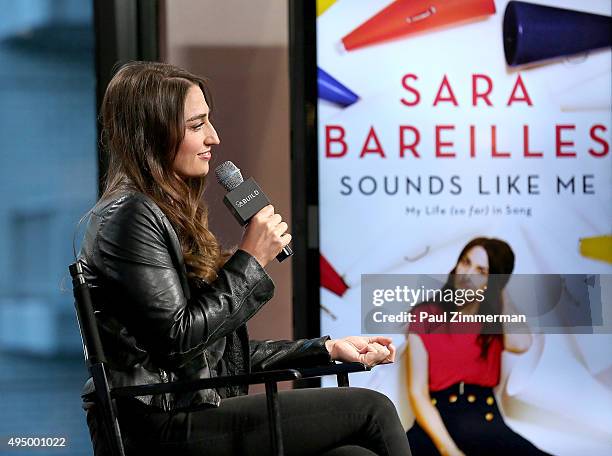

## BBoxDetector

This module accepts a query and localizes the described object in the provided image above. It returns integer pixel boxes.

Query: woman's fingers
[361,337,395,364]
[334,337,395,366]
[273,221,288,236]
[280,233,292,247]
[254,205,274,220]
[369,336,393,345]
[361,342,392,366]
[269,213,282,226]
[387,343,396,362]
[239,205,290,267]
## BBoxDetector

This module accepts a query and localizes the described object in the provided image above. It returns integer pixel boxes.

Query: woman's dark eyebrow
[186,112,209,122]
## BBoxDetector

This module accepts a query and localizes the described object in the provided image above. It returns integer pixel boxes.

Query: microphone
[215,161,293,262]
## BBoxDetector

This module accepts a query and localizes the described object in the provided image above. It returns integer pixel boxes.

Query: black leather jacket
[78,191,331,411]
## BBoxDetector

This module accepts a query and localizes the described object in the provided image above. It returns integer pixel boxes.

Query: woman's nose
[205,126,220,145]
[206,134,220,145]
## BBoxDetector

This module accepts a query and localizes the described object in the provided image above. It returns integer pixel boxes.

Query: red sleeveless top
[408,303,503,392]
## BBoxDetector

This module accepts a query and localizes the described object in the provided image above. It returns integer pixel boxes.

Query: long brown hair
[99,61,229,283]
[431,237,515,357]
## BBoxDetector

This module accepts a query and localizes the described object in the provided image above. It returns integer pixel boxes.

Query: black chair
[69,261,371,456]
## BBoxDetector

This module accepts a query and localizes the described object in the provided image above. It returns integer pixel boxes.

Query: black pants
[84,387,412,456]
[406,384,551,456]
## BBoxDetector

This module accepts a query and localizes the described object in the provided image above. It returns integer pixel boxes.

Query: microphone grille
[215,161,244,191]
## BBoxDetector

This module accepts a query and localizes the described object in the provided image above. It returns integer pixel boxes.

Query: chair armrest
[293,361,371,380]
[111,368,302,398]
[110,362,371,399]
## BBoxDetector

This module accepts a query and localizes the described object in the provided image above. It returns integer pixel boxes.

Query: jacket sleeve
[249,336,332,371]
[93,195,275,368]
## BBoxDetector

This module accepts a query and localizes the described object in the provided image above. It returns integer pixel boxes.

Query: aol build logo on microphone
[235,189,260,208]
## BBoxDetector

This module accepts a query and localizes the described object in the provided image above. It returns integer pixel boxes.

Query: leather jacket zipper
[159,368,170,411]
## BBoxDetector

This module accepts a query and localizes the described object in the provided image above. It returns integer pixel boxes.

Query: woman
[405,238,549,456]
[78,61,411,456]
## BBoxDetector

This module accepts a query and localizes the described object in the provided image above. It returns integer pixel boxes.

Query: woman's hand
[501,290,533,354]
[239,205,291,268]
[325,336,396,367]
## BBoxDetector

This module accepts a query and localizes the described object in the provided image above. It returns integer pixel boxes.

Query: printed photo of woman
[405,237,551,456]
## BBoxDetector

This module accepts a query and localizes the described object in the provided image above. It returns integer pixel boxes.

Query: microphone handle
[276,245,293,262]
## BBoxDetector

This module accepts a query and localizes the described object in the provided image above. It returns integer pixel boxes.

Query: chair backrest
[69,261,126,456]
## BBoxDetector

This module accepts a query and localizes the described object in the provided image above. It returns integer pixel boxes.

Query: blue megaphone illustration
[503,1,612,66]
[317,67,360,107]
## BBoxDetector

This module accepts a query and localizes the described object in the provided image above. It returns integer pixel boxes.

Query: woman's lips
[197,151,211,160]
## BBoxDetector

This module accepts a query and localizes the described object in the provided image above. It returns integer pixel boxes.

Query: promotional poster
[317,0,611,454]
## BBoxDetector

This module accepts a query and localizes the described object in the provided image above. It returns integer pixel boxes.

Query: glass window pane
[0,1,97,454]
